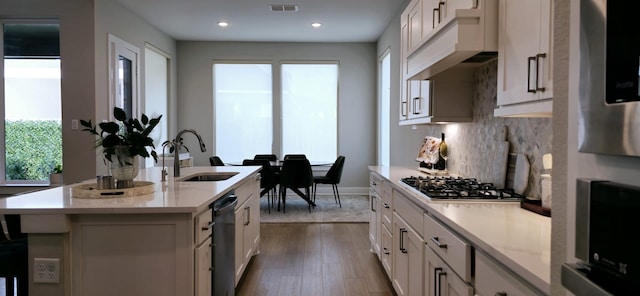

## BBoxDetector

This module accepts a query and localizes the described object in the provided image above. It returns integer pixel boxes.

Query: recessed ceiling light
[217,21,229,27]
[311,22,322,28]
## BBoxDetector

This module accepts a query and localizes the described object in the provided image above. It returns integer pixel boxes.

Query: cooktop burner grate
[400,176,523,200]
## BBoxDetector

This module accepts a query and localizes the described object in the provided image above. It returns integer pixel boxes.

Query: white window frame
[108,34,140,121]
[0,19,61,184]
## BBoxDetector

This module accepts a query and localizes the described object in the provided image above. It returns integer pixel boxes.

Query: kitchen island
[368,166,551,295]
[0,166,261,296]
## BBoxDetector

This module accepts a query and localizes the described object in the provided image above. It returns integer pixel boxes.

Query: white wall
[93,0,177,175]
[176,41,377,188]
[377,1,434,168]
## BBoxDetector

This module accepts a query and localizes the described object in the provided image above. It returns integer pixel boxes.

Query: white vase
[109,147,139,186]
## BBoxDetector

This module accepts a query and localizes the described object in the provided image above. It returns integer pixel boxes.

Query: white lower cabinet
[369,186,381,256]
[195,237,212,296]
[474,251,544,296]
[380,223,393,277]
[234,176,261,285]
[392,212,424,296]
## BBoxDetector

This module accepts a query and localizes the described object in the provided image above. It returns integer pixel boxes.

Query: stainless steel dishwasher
[211,191,237,296]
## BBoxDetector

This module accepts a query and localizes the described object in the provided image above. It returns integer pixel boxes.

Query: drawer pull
[430,236,447,249]
[383,247,390,255]
[202,221,215,231]
[495,293,507,296]
[370,195,376,212]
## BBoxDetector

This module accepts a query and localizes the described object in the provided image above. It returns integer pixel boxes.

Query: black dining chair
[0,214,28,296]
[283,154,307,160]
[209,156,225,166]
[242,159,277,213]
[254,154,277,161]
[278,158,314,213]
[313,156,346,207]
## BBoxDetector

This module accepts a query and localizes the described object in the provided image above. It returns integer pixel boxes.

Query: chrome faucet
[172,129,207,177]
[161,141,172,181]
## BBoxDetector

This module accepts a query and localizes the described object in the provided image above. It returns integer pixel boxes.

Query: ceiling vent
[268,4,299,12]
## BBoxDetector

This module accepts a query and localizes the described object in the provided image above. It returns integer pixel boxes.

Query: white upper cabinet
[494,0,553,117]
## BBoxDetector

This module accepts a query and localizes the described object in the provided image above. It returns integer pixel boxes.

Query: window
[281,63,337,161]
[214,63,273,162]
[378,50,391,166]
[1,22,62,183]
[213,62,338,162]
[144,45,170,168]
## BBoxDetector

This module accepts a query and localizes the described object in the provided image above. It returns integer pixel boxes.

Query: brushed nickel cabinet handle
[399,228,408,253]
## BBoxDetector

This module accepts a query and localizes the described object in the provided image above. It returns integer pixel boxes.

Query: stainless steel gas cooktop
[400,176,524,201]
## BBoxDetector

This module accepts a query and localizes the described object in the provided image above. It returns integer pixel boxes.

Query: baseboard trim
[311,186,368,196]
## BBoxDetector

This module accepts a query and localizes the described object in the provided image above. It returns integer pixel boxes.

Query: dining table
[225,160,332,167]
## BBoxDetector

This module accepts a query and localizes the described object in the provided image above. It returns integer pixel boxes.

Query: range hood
[406,0,498,80]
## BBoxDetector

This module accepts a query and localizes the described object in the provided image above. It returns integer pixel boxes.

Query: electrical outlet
[34,258,60,284]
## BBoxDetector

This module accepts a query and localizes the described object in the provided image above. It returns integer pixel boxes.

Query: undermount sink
[180,172,239,182]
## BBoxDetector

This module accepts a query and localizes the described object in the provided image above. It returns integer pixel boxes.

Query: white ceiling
[116,0,408,42]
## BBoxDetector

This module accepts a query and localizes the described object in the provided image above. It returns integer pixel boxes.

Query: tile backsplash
[419,60,552,199]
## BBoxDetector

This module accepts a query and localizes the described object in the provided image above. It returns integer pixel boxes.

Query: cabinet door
[407,0,422,52]
[407,80,431,120]
[496,0,543,106]
[381,224,393,277]
[195,237,212,296]
[392,213,424,296]
[247,194,260,257]
[369,188,380,256]
[393,214,409,296]
[536,0,553,100]
[421,0,437,37]
[234,205,245,282]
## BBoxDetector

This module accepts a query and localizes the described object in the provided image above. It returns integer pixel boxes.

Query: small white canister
[541,174,552,209]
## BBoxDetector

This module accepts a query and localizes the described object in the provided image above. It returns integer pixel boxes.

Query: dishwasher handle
[211,193,238,216]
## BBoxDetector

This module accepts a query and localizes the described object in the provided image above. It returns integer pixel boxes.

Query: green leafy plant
[81,107,163,163]
[52,164,62,174]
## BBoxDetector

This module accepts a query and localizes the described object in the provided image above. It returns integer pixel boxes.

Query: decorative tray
[71,181,155,199]
[520,198,551,217]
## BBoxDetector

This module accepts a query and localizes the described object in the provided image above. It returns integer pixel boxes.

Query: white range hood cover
[406,0,498,80]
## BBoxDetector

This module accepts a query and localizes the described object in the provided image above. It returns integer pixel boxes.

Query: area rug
[259,194,370,223]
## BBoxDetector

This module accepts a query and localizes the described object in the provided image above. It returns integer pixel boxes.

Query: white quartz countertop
[0,166,260,215]
[369,166,551,295]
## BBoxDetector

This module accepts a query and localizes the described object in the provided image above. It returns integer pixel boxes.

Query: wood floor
[236,223,395,296]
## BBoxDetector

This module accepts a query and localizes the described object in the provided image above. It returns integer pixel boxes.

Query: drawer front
[475,251,543,296]
[370,172,383,194]
[195,210,213,245]
[381,183,393,230]
[235,174,259,208]
[423,213,471,281]
[393,190,424,235]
